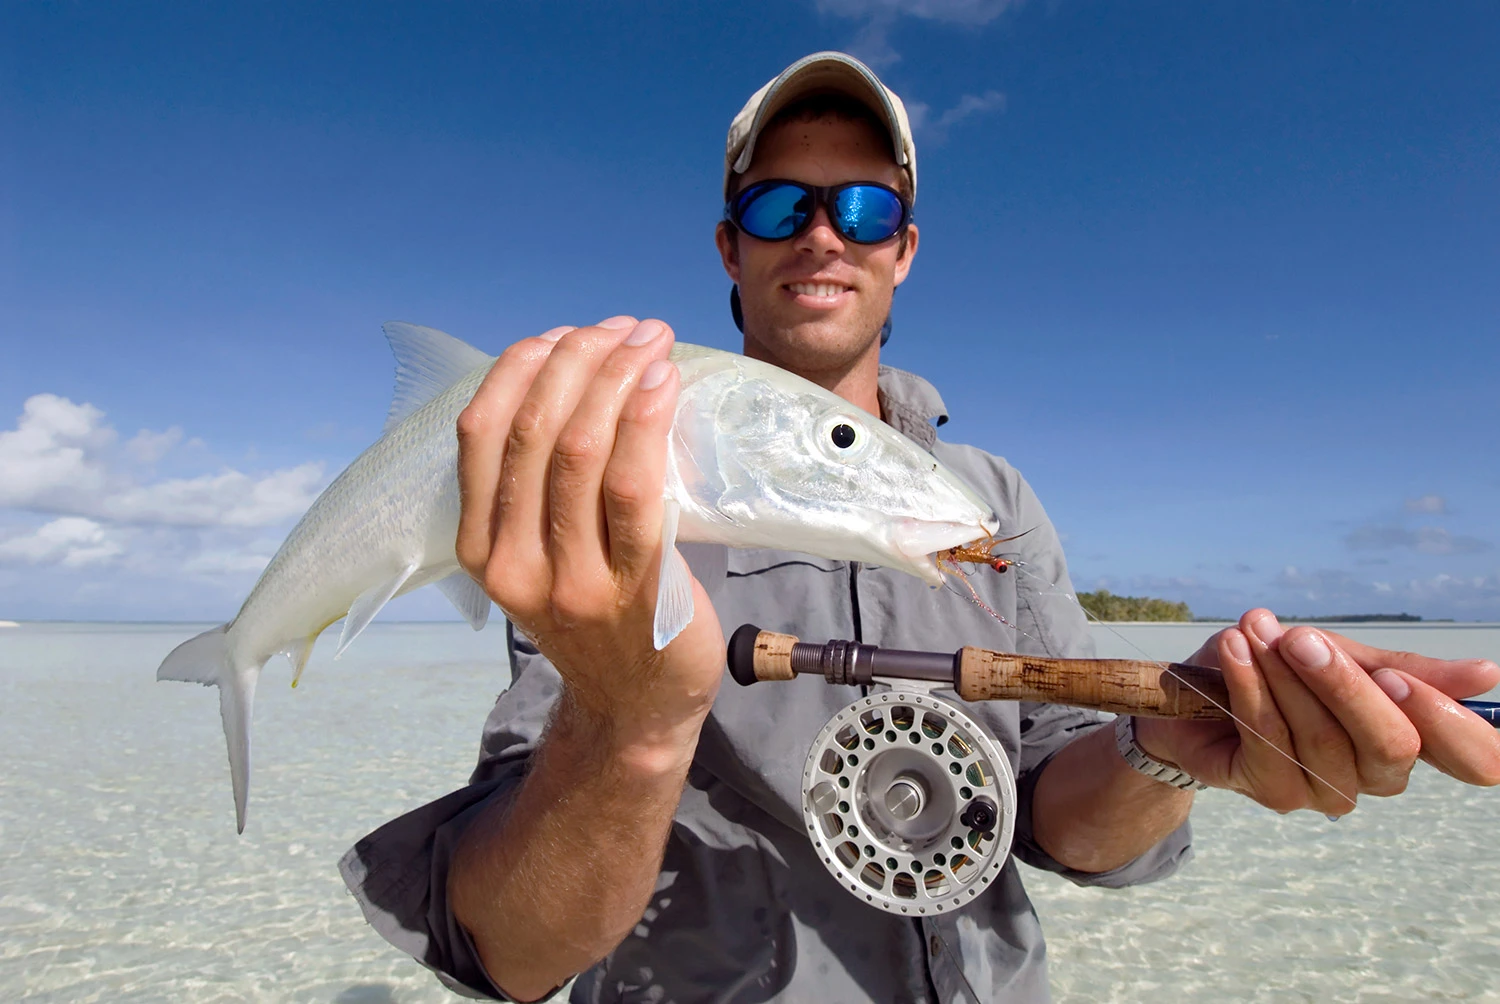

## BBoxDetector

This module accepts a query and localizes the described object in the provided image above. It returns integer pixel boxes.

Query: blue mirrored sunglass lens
[738,185,813,239]
[835,186,904,242]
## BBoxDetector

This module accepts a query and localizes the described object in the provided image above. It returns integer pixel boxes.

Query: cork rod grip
[955,649,1231,720]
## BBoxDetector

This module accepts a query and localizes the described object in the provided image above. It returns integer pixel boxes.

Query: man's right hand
[454,315,726,764]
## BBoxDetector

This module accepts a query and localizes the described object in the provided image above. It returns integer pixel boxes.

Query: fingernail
[1225,630,1251,665]
[1247,612,1282,646]
[1284,630,1331,670]
[639,359,675,391]
[598,315,637,330]
[1372,668,1411,703]
[625,319,666,346]
[539,325,574,342]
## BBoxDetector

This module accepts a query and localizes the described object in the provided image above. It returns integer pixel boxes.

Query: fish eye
[830,423,857,449]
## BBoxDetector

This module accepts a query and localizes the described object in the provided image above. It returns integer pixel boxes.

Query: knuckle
[455,539,486,578]
[508,400,549,445]
[456,404,489,442]
[1372,730,1421,767]
[1365,774,1409,798]
[553,427,603,473]
[547,588,596,628]
[500,339,545,365]
[602,469,646,511]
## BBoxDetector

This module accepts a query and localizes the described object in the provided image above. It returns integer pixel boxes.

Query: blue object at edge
[1460,700,1500,726]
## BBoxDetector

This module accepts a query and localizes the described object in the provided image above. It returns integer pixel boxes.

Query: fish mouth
[893,514,1000,586]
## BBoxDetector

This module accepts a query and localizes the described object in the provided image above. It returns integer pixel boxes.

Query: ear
[715,222,742,283]
[893,223,919,288]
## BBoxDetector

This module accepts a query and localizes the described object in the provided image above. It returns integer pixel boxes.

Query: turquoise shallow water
[1,621,1496,1002]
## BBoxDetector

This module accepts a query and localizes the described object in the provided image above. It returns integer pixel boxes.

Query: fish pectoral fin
[337,562,419,658]
[652,500,695,651]
[437,570,491,631]
[381,322,494,433]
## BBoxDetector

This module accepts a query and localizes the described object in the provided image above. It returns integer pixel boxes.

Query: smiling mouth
[786,282,853,298]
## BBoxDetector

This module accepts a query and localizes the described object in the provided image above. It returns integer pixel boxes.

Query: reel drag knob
[801,690,1017,917]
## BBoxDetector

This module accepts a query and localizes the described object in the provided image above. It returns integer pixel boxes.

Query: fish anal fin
[437,570,491,631]
[337,562,418,658]
[652,500,695,650]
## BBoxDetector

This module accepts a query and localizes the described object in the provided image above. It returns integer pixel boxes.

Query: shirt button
[929,934,942,956]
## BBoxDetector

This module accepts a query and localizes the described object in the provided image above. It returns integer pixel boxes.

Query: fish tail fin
[157,624,260,834]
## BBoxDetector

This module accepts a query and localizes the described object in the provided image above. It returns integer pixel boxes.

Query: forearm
[1030,723,1192,874]
[449,691,704,1001]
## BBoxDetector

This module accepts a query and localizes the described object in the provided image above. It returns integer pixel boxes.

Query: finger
[1242,610,1358,814]
[455,331,570,577]
[1374,669,1500,787]
[492,318,640,576]
[549,319,675,583]
[601,356,680,588]
[1183,629,1226,670]
[1277,627,1420,797]
[1214,627,1304,806]
[1320,630,1499,699]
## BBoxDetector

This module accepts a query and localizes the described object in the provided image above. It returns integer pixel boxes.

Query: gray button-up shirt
[340,365,1193,1003]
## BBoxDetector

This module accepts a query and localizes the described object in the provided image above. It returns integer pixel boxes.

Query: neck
[741,333,884,418]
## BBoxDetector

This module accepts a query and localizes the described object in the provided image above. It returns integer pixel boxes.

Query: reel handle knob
[959,795,999,834]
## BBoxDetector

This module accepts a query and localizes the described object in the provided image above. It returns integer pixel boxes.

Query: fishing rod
[726,624,1500,918]
[726,624,1500,724]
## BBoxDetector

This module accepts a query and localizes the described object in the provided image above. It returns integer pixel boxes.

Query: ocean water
[1,621,1496,1003]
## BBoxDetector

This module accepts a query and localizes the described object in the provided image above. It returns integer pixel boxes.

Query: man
[342,52,1500,1003]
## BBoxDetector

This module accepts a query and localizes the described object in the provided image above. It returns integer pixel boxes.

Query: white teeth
[790,283,848,298]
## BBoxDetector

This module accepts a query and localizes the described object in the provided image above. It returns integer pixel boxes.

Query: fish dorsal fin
[381,322,494,433]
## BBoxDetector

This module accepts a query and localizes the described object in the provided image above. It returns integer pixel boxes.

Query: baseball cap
[724,51,917,204]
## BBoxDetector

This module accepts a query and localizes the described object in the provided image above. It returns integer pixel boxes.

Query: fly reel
[801,688,1015,916]
[726,622,1252,918]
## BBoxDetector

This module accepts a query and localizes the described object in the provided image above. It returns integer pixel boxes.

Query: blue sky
[2,1,1496,622]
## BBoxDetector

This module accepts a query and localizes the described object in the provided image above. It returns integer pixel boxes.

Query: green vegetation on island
[1076,589,1193,622]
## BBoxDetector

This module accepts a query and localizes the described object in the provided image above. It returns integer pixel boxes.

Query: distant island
[1077,592,1439,624]
[1077,590,1193,622]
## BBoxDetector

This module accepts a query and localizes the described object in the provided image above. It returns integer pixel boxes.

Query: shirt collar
[876,364,949,451]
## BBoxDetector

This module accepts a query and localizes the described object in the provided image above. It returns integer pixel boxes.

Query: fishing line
[1003,558,1358,811]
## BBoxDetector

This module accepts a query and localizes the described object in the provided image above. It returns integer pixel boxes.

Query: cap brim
[730,51,909,177]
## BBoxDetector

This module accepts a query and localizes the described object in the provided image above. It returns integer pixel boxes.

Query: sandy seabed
[2,622,1496,1003]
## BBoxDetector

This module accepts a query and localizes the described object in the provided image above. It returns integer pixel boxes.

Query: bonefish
[158,323,999,831]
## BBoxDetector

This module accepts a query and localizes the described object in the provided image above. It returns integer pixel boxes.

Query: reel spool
[801,689,1016,916]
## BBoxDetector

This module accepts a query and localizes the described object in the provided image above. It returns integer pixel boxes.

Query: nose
[793,204,845,256]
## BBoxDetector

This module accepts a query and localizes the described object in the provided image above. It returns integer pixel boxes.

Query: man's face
[716,114,918,375]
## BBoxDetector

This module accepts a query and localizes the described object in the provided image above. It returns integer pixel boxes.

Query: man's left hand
[1135,609,1500,816]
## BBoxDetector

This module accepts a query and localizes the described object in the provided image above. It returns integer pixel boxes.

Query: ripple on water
[2,622,1497,1001]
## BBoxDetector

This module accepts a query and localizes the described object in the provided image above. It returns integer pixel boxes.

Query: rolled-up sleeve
[340,623,561,1000]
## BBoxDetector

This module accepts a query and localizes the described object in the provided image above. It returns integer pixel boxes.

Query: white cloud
[0,517,123,568]
[104,463,325,527]
[125,426,184,464]
[0,394,115,507]
[0,393,324,528]
[1345,524,1491,556]
[1403,494,1447,514]
[816,0,1021,66]
[907,89,1007,140]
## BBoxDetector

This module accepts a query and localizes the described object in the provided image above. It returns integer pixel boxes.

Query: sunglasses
[725,179,911,245]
